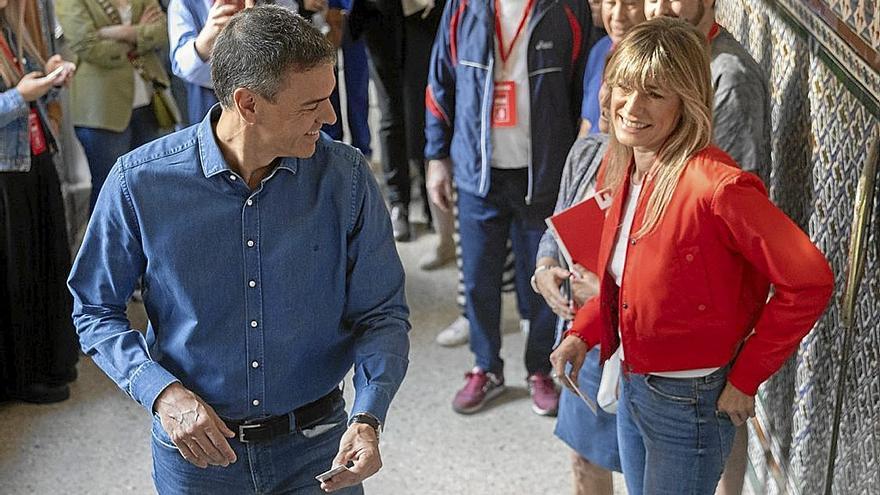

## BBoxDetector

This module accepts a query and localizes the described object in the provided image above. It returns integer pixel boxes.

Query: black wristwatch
[348,412,382,438]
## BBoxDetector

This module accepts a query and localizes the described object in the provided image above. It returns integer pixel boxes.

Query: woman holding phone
[0,0,79,404]
[57,0,170,211]
[551,18,833,494]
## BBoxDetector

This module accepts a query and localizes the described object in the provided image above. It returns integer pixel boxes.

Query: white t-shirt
[607,175,718,379]
[490,0,531,169]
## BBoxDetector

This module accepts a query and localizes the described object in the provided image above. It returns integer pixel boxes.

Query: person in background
[534,82,618,494]
[578,0,645,137]
[426,0,589,416]
[551,18,832,494]
[318,0,372,160]
[57,0,170,211]
[0,0,78,404]
[350,0,447,245]
[168,0,328,124]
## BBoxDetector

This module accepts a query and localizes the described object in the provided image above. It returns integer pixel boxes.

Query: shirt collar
[197,103,299,178]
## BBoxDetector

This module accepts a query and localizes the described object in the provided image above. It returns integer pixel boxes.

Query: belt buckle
[238,422,263,443]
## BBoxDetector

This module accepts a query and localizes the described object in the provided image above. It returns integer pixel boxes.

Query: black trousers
[357,0,444,215]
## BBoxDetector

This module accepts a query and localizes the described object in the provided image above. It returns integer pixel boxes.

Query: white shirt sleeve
[168,0,214,88]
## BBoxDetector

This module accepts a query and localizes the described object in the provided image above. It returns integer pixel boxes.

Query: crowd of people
[0,0,836,493]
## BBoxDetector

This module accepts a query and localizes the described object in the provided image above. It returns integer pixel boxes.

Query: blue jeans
[76,105,160,212]
[457,168,556,376]
[324,38,372,158]
[151,399,364,494]
[617,367,736,495]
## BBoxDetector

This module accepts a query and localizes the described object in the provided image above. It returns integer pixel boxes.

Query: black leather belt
[223,388,342,443]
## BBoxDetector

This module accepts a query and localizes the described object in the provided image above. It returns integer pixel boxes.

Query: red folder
[544,189,612,273]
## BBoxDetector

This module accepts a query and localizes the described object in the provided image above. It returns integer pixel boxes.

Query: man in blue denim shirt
[68,7,409,493]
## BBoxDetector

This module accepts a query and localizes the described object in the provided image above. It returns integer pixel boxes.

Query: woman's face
[610,81,682,154]
[0,0,7,10]
[602,0,647,44]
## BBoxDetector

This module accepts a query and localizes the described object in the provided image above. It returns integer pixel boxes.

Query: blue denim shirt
[68,106,411,422]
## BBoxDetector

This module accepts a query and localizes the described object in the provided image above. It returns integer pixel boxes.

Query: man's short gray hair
[211,5,337,108]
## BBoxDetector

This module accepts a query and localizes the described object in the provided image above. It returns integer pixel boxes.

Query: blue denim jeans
[617,367,736,495]
[457,168,556,375]
[75,105,160,212]
[151,399,364,494]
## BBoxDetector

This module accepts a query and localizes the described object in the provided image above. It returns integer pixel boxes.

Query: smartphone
[315,464,350,483]
[42,65,66,82]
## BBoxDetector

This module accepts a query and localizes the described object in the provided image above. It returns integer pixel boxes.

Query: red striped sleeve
[563,5,582,67]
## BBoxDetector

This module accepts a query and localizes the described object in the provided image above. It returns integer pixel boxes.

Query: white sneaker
[436,316,470,347]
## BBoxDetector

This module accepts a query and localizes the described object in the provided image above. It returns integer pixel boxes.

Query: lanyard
[707,22,720,42]
[494,0,535,66]
[0,33,24,75]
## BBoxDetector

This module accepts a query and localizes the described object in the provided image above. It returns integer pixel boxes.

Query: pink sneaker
[528,372,560,416]
[452,368,506,414]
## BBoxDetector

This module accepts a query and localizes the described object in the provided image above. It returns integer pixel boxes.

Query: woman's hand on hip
[550,335,588,389]
[716,382,756,426]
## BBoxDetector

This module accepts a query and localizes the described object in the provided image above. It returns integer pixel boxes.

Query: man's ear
[233,88,259,124]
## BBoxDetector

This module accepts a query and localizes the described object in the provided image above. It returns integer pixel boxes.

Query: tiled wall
[716,0,879,493]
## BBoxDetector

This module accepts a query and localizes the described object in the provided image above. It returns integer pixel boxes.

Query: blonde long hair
[603,17,713,238]
[0,0,47,88]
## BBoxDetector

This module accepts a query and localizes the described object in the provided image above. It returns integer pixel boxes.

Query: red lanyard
[707,22,720,42]
[0,33,24,75]
[494,0,535,65]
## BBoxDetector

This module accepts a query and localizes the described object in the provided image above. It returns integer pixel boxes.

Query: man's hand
[716,382,756,426]
[320,423,381,493]
[550,335,588,390]
[534,258,572,319]
[153,383,237,468]
[194,1,241,60]
[426,158,454,212]
[569,264,599,307]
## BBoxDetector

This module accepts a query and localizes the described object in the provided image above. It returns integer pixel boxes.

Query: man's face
[602,0,647,45]
[588,0,603,28]
[644,0,707,27]
[254,63,337,159]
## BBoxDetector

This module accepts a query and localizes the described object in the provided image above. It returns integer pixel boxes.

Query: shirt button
[698,304,706,311]
[251,361,259,368]
[622,302,629,309]
[246,199,253,206]
[630,239,636,245]
[685,254,694,262]
[252,399,260,406]
[247,239,255,247]
[248,280,256,288]
[250,320,258,328]
[230,175,237,181]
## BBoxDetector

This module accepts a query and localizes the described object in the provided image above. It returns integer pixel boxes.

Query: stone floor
[0,217,629,494]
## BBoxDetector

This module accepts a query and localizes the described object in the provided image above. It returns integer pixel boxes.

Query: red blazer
[567,146,834,395]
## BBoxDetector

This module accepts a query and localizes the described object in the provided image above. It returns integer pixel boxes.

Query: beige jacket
[57,0,169,132]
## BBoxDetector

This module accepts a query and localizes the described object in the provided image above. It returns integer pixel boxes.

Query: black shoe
[11,383,71,404]
[390,205,411,242]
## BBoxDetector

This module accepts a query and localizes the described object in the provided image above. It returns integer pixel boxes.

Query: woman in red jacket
[550,18,834,495]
